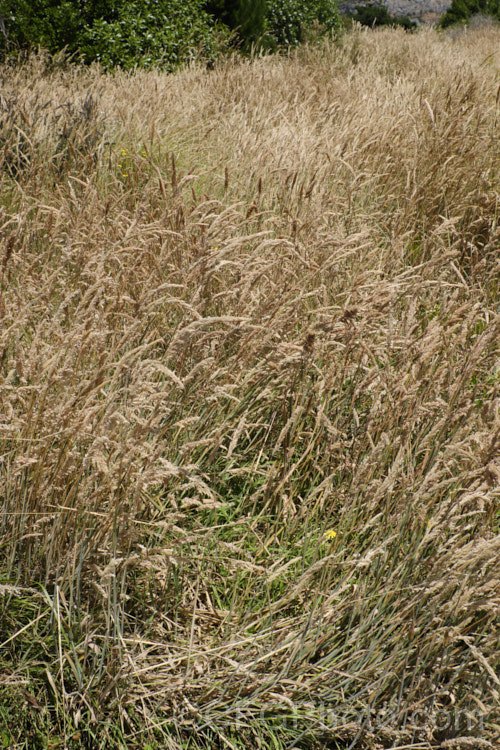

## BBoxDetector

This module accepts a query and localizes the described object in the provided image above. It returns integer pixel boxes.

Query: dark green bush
[0,0,83,53]
[80,0,224,70]
[396,14,417,30]
[0,0,341,69]
[349,3,417,29]
[205,0,339,50]
[0,0,229,70]
[266,0,340,48]
[204,0,267,47]
[439,0,500,27]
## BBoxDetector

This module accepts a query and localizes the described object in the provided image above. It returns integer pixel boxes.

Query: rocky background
[339,0,452,24]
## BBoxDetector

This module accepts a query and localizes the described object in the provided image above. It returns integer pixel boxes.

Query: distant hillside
[339,0,452,23]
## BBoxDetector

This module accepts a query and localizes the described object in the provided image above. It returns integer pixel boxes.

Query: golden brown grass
[1,25,499,750]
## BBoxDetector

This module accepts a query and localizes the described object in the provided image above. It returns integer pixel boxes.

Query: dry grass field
[1,24,499,750]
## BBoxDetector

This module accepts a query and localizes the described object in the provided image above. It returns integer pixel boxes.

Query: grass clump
[1,24,499,750]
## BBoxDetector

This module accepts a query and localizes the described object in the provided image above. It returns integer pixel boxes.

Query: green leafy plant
[266,0,340,47]
[82,0,221,70]
[204,0,268,47]
[0,0,83,53]
[0,0,229,70]
[439,0,500,27]
[349,3,417,30]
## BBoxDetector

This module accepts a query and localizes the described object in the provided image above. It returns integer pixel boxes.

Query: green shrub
[205,0,340,50]
[80,0,223,70]
[204,0,267,48]
[266,0,340,48]
[349,3,417,29]
[0,0,83,53]
[0,0,341,69]
[0,0,229,71]
[439,0,500,27]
